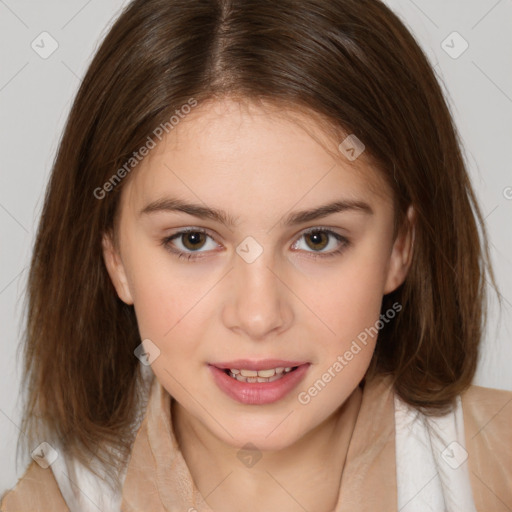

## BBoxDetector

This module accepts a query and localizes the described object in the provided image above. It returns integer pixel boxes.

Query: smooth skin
[103,98,414,512]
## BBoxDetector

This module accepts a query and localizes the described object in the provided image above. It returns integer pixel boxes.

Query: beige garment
[2,374,511,511]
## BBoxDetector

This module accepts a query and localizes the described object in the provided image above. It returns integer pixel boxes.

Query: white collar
[394,393,477,511]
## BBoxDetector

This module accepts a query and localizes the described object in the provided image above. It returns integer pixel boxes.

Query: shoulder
[461,384,512,511]
[462,383,512,440]
[0,461,69,512]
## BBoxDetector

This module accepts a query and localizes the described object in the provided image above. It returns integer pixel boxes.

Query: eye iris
[306,231,328,251]
[182,232,206,250]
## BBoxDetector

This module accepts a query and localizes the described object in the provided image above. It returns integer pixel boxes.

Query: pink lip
[209,361,310,405]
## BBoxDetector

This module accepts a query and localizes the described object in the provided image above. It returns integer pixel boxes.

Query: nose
[221,249,294,340]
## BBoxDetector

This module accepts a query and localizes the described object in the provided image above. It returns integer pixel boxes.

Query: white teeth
[257,369,276,378]
[227,366,297,382]
[240,369,258,377]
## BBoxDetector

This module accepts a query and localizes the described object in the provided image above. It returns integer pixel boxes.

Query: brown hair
[18,0,495,484]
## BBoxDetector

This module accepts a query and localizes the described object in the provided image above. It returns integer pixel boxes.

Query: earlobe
[383,205,415,295]
[101,232,134,305]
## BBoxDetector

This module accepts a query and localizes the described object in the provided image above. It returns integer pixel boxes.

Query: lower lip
[209,364,310,405]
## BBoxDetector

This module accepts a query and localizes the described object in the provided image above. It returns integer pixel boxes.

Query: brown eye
[305,231,329,251]
[290,228,350,258]
[181,231,207,251]
[162,228,221,260]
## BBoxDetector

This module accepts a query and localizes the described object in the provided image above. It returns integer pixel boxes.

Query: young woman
[1,0,511,511]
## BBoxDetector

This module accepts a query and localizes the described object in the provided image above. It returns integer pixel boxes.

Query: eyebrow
[139,197,373,227]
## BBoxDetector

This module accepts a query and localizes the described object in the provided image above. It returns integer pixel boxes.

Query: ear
[383,205,415,295]
[102,231,134,305]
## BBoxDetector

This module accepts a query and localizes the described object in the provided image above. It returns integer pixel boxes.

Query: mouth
[209,360,310,405]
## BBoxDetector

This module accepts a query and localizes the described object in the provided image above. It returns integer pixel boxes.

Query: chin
[215,415,306,452]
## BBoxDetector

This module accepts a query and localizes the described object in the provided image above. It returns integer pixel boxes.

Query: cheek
[305,239,392,349]
[304,278,381,385]
[125,243,212,353]
[294,254,388,411]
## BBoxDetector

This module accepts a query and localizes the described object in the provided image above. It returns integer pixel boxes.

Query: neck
[172,385,363,512]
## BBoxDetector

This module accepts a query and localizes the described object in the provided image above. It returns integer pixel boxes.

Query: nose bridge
[222,240,293,339]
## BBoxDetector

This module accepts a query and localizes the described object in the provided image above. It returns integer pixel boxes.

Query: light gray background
[1,0,511,494]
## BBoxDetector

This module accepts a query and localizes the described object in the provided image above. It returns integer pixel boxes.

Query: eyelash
[161,227,351,262]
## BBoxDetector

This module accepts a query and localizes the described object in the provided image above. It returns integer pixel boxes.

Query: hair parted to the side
[18,0,496,485]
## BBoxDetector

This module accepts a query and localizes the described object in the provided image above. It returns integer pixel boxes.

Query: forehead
[120,98,392,217]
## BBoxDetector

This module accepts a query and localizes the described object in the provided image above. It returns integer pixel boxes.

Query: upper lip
[211,359,308,371]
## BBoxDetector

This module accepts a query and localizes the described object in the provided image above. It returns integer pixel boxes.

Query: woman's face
[103,98,413,451]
